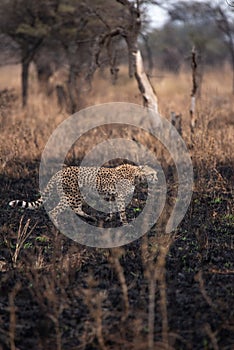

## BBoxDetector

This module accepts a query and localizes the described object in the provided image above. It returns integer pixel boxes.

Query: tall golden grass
[1,63,233,175]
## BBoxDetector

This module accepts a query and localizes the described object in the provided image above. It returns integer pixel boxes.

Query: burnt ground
[0,160,233,350]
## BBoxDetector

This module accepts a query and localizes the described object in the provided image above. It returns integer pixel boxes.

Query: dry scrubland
[0,63,233,350]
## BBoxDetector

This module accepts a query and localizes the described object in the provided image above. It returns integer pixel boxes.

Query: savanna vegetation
[0,1,233,349]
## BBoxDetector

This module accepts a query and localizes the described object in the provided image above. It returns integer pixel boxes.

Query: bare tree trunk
[67,64,78,114]
[116,0,141,78]
[20,40,43,107]
[106,38,119,85]
[21,57,30,107]
[126,38,138,78]
[190,46,198,135]
[87,0,159,117]
[134,50,159,114]
[34,57,53,96]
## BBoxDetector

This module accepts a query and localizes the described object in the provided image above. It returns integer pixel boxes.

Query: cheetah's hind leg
[49,202,95,226]
[48,200,69,226]
[72,206,95,221]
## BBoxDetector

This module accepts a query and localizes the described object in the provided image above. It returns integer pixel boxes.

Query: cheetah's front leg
[116,196,128,226]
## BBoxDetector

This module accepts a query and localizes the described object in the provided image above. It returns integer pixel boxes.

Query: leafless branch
[86,27,126,83]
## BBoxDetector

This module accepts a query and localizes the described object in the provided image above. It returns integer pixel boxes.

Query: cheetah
[9,164,158,226]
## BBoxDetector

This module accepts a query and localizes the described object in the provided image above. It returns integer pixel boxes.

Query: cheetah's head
[139,165,158,182]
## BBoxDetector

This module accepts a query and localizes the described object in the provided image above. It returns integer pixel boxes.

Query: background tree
[164,1,234,91]
[0,0,59,106]
[0,0,233,107]
[209,3,234,93]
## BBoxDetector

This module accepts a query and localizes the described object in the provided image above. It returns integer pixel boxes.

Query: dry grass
[0,63,233,350]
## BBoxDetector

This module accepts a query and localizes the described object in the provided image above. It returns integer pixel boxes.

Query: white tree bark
[134,50,159,114]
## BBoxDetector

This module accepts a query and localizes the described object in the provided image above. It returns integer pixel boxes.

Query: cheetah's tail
[9,171,59,210]
[9,198,43,210]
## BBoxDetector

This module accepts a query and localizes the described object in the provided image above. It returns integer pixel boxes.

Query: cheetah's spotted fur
[9,164,158,225]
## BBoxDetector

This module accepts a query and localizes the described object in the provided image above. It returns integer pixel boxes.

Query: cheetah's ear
[139,165,148,171]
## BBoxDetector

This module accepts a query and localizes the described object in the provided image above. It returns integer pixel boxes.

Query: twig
[142,235,172,350]
[194,270,216,309]
[109,248,129,320]
[148,268,157,350]
[9,283,21,350]
[82,283,107,350]
[204,323,219,350]
[13,216,37,266]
